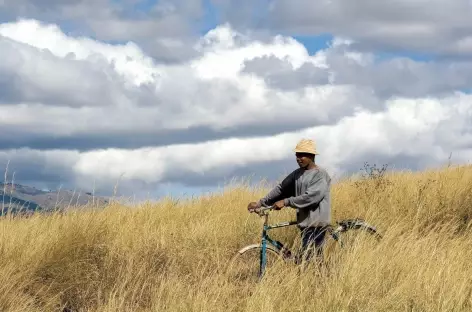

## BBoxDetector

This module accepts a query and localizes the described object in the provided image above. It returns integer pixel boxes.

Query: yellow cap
[293,138,319,155]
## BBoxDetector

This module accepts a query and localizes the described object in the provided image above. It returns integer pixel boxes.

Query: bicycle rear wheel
[227,244,285,283]
[323,219,382,257]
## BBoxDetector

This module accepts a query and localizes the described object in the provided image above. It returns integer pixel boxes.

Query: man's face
[296,153,314,168]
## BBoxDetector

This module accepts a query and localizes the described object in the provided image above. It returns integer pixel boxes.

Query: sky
[1,0,472,200]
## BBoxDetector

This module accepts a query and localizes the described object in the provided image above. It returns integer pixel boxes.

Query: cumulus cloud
[242,40,472,99]
[2,91,472,194]
[0,0,206,62]
[0,0,202,37]
[213,0,472,56]
[4,0,472,57]
[0,37,137,108]
[1,18,472,198]
[0,19,359,144]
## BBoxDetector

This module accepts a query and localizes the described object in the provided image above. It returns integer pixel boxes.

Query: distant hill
[0,183,109,215]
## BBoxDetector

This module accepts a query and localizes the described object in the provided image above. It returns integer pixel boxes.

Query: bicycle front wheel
[227,244,285,283]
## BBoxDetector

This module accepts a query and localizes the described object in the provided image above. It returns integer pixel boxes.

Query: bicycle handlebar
[260,203,274,209]
[252,203,275,215]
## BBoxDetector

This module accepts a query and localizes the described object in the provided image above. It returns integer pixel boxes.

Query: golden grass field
[0,164,472,312]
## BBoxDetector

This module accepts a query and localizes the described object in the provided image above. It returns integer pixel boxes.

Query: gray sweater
[258,166,331,228]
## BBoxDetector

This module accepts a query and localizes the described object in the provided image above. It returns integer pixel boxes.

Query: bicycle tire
[333,219,382,239]
[327,218,382,252]
[227,244,285,282]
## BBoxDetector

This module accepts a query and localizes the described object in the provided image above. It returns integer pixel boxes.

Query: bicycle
[229,204,382,282]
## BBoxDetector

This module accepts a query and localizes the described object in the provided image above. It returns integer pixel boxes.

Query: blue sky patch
[292,34,333,55]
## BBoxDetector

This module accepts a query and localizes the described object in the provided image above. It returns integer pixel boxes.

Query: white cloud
[0,19,355,134]
[214,0,472,56]
[4,0,472,56]
[0,0,204,44]
[0,19,159,85]
[1,18,472,197]
[2,91,472,194]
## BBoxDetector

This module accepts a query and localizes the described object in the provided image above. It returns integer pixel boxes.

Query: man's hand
[247,201,261,213]
[273,200,285,210]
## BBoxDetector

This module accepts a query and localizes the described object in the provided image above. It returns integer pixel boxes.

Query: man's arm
[283,174,328,209]
[258,170,296,206]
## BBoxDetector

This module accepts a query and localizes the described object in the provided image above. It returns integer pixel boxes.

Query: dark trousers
[297,226,327,263]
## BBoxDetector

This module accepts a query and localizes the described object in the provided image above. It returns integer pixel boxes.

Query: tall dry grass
[0,164,472,311]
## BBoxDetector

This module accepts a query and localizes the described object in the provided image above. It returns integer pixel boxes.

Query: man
[247,138,331,263]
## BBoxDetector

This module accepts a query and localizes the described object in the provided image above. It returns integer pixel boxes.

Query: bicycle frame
[257,205,297,279]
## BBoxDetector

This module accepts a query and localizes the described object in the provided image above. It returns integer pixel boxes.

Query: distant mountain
[0,183,109,215]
